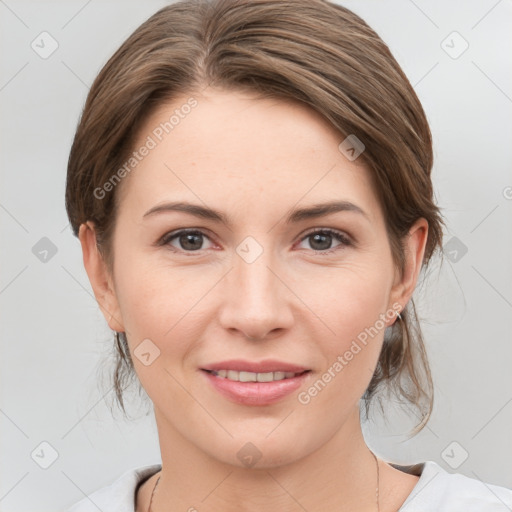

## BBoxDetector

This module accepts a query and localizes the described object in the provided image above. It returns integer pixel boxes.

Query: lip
[201,370,310,405]
[201,359,310,373]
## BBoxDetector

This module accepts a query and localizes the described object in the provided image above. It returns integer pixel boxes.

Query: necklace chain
[147,472,160,512]
[148,451,380,512]
[372,450,381,512]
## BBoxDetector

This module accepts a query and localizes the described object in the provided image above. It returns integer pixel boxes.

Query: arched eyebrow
[142,200,370,226]
[286,201,370,223]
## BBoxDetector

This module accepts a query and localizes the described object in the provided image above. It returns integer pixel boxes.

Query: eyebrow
[142,200,370,225]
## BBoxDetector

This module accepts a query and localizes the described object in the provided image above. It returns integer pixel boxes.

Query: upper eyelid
[301,226,351,240]
[160,228,215,244]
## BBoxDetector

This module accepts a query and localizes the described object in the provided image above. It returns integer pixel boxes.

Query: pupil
[181,233,202,250]
[311,233,331,251]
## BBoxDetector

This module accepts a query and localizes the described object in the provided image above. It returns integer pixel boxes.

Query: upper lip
[201,359,310,373]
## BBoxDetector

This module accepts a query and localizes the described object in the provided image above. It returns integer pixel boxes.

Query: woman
[64,0,512,510]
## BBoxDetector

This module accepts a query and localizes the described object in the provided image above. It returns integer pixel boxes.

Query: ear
[388,217,429,321]
[78,221,124,332]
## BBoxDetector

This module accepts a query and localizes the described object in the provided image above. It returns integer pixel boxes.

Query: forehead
[140,88,344,162]
[116,87,380,224]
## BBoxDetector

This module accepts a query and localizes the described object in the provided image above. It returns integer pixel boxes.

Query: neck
[148,405,380,512]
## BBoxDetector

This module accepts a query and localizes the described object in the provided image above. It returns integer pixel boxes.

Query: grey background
[0,0,511,510]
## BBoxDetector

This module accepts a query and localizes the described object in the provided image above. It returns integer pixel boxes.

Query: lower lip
[201,370,310,406]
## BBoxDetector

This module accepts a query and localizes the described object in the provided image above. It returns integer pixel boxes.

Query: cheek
[298,262,392,338]
[113,256,213,354]
[297,264,391,388]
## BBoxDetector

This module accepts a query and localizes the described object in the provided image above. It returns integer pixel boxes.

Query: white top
[65,460,512,511]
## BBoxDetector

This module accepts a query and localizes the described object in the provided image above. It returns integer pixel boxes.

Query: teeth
[210,370,303,382]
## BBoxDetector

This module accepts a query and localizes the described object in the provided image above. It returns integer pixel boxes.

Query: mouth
[202,369,310,382]
[199,360,312,405]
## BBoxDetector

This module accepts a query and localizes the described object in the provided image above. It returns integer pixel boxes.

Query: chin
[200,426,318,470]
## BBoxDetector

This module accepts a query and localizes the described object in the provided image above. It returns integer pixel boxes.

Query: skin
[80,87,427,512]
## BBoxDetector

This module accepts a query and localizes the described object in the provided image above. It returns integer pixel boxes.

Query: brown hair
[65,0,445,434]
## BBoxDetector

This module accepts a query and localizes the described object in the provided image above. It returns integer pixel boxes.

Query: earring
[396,310,402,321]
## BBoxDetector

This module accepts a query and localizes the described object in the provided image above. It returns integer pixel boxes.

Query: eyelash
[158,228,353,256]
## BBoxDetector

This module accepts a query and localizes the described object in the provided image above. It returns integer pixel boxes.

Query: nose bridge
[218,236,293,338]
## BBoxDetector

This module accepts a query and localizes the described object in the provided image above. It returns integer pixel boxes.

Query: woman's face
[82,87,426,468]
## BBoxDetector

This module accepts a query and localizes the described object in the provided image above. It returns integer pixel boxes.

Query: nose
[217,244,295,341]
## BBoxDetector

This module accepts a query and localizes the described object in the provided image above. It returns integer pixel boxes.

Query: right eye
[159,229,215,253]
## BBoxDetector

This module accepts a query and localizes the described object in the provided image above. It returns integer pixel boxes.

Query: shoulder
[396,460,512,511]
[64,463,162,512]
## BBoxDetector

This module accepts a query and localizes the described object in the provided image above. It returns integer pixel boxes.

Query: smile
[201,368,311,406]
[205,369,307,382]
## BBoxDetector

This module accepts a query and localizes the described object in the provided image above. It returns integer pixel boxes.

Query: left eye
[297,229,351,253]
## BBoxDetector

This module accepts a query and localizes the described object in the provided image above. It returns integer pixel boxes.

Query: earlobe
[389,218,429,317]
[78,221,124,332]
